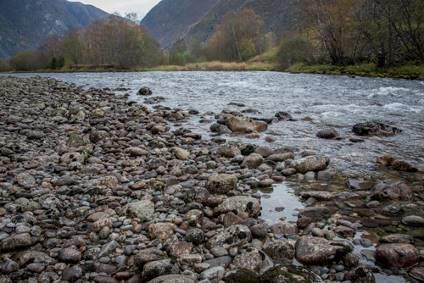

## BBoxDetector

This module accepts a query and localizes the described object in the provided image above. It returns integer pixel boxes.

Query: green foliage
[277,36,314,68]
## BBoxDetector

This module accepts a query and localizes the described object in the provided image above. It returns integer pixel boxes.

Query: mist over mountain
[0,0,108,58]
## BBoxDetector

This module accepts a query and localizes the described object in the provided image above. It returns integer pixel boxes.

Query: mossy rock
[224,269,260,283]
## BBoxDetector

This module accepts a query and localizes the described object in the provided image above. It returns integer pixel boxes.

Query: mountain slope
[0,0,108,58]
[142,0,301,49]
[141,0,220,48]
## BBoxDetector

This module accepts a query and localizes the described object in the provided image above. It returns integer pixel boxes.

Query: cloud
[69,0,161,19]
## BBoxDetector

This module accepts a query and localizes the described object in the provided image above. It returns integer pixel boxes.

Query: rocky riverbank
[0,77,423,283]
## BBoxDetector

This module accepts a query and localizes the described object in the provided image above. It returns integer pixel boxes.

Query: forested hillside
[0,0,108,58]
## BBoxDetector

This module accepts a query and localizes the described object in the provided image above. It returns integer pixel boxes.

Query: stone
[375,243,418,268]
[138,87,153,96]
[316,128,339,139]
[242,153,264,169]
[300,191,334,201]
[263,240,295,262]
[295,237,338,265]
[167,241,193,258]
[217,145,241,158]
[292,155,330,173]
[271,222,298,236]
[207,225,252,249]
[297,207,331,228]
[185,228,204,245]
[58,248,82,263]
[142,259,178,282]
[401,215,424,227]
[224,114,268,133]
[62,265,83,282]
[267,152,294,162]
[147,275,196,283]
[0,233,33,252]
[200,266,225,281]
[370,181,412,201]
[231,248,263,272]
[149,223,176,242]
[215,196,261,217]
[409,267,424,282]
[16,172,36,188]
[174,147,190,160]
[128,200,155,222]
[134,248,165,268]
[352,121,401,136]
[380,234,414,244]
[275,111,294,121]
[206,174,238,194]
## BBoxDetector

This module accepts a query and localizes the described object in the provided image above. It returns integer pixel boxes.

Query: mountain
[141,0,301,49]
[141,0,220,48]
[0,0,108,58]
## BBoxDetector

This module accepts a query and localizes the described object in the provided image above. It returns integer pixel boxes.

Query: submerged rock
[138,87,153,96]
[352,121,401,136]
[316,128,339,139]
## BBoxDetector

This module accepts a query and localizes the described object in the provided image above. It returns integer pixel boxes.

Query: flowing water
[8,71,423,176]
[4,71,423,282]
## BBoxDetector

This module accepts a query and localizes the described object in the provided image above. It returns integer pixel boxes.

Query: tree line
[3,16,162,71]
[0,0,422,71]
[169,0,423,69]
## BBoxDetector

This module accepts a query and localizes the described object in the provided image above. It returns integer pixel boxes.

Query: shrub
[277,36,314,69]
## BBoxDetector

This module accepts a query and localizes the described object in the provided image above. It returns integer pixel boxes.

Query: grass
[148,61,277,72]
[287,63,424,80]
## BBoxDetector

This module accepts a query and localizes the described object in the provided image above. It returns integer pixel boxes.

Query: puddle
[259,182,304,224]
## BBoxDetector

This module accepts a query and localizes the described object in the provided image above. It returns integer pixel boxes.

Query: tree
[277,36,315,68]
[207,9,266,61]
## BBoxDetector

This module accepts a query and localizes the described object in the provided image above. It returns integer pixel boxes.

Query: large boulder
[206,174,238,194]
[295,237,338,265]
[224,114,268,133]
[352,121,401,137]
[292,155,330,173]
[215,196,261,217]
[375,243,418,268]
[128,200,155,222]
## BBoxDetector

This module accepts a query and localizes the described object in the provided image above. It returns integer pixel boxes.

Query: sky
[70,0,162,20]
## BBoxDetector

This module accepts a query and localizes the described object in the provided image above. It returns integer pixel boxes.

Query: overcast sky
[70,0,162,20]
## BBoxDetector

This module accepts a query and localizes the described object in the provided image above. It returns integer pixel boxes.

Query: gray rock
[215,196,261,217]
[401,215,424,227]
[1,233,33,252]
[206,174,238,194]
[207,225,251,249]
[143,260,179,282]
[58,247,82,263]
[128,200,155,222]
[242,153,264,169]
[200,266,225,281]
[376,243,418,268]
[292,155,330,173]
[295,236,338,265]
[147,275,196,283]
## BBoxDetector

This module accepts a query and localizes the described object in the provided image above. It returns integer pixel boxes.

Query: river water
[5,71,423,282]
[8,71,423,176]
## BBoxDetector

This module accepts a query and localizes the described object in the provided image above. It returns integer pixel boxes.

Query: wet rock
[370,181,412,201]
[242,153,264,169]
[128,200,155,222]
[210,123,232,134]
[271,222,297,236]
[275,111,294,121]
[292,155,330,173]
[352,121,401,136]
[207,225,251,249]
[297,207,331,228]
[316,128,339,139]
[300,191,334,201]
[138,87,153,96]
[215,196,261,217]
[206,173,238,194]
[147,275,196,283]
[224,114,268,133]
[375,243,418,268]
[377,155,418,172]
[58,247,82,263]
[263,240,295,262]
[217,144,241,158]
[295,237,338,265]
[401,215,424,227]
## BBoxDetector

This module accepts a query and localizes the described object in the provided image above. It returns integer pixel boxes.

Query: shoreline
[2,62,423,80]
[0,76,423,282]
